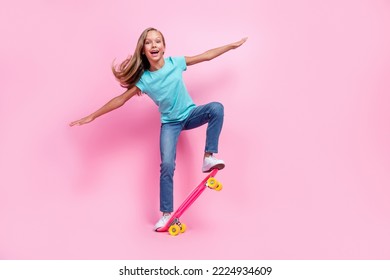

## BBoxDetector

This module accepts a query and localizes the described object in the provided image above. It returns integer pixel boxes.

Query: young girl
[70,27,247,230]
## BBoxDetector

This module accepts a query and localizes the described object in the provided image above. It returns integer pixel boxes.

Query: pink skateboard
[156,168,222,236]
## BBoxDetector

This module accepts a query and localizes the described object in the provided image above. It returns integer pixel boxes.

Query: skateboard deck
[156,168,222,236]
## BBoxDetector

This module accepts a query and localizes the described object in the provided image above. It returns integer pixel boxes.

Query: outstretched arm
[185,37,247,66]
[69,86,140,126]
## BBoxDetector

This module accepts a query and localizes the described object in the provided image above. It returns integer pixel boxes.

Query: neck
[149,58,165,71]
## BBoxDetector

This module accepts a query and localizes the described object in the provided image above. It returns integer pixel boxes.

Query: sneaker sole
[202,163,225,173]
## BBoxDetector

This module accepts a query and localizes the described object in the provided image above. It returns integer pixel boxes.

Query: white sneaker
[154,213,171,231]
[202,155,225,173]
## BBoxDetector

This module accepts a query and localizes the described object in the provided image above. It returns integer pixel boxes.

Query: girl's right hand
[69,115,94,127]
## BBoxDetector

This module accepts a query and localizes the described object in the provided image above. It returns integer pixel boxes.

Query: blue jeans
[159,102,224,212]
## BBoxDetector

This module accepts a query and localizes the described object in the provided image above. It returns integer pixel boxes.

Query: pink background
[1,0,390,259]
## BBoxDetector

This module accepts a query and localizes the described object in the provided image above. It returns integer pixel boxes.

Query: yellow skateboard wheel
[207,177,218,189]
[180,223,187,233]
[215,182,223,191]
[169,224,180,236]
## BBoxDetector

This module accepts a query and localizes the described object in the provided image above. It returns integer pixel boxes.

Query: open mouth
[150,49,159,57]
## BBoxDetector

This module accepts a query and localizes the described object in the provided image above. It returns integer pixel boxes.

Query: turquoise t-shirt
[136,56,196,123]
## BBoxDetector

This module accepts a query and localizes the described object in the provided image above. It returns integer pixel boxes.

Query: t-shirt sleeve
[135,77,145,92]
[174,56,187,71]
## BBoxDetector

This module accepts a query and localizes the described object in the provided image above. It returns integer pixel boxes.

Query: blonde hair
[112,27,166,89]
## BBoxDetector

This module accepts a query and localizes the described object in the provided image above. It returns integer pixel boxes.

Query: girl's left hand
[231,37,248,49]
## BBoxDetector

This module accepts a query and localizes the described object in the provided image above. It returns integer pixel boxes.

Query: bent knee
[210,102,224,116]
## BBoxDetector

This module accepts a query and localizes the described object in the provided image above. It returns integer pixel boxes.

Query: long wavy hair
[111,27,166,89]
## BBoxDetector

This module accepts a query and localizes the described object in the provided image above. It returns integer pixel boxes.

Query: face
[143,30,165,64]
